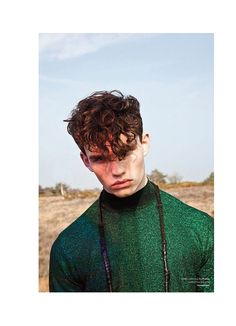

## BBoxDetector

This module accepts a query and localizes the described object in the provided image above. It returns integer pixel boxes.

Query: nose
[109,159,125,177]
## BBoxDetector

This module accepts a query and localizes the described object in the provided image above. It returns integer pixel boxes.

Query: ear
[141,133,150,156]
[80,152,94,172]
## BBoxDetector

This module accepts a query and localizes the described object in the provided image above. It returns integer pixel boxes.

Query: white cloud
[39,33,135,60]
[39,74,79,84]
[39,33,158,60]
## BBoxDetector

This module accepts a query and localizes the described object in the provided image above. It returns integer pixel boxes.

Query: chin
[112,192,133,198]
[109,186,136,198]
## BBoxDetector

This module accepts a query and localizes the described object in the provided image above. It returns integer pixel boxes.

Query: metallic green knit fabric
[49,181,214,292]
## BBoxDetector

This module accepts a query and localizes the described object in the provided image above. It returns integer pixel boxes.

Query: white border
[1,1,236,325]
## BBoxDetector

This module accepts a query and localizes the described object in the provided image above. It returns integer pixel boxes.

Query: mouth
[110,179,133,189]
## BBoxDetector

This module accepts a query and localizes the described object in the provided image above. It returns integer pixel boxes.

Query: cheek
[91,165,108,180]
[129,152,139,164]
[129,152,143,167]
[96,172,110,187]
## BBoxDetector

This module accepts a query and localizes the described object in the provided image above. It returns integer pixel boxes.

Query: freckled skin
[80,134,150,198]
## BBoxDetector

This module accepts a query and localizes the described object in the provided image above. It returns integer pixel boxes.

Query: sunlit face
[80,134,150,198]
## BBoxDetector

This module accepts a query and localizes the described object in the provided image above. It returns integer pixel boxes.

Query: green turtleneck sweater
[49,181,214,292]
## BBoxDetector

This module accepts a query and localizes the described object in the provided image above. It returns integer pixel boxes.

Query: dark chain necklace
[98,181,170,292]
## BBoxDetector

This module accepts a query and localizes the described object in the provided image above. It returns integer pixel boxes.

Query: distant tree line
[39,171,214,197]
[147,170,214,186]
[39,183,70,196]
[39,182,100,199]
[202,172,214,185]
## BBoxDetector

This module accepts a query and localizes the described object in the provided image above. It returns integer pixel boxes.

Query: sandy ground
[39,185,213,292]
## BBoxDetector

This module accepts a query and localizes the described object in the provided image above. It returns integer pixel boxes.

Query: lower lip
[110,180,132,190]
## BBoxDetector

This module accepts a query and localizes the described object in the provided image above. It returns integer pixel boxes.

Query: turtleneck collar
[101,180,156,211]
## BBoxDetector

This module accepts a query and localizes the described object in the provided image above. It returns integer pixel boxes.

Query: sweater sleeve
[49,236,85,292]
[196,217,214,292]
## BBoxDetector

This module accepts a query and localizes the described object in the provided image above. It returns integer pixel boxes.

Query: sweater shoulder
[160,189,213,228]
[51,199,100,253]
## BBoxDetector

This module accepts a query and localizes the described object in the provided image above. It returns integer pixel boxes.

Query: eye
[95,157,104,162]
[91,156,105,163]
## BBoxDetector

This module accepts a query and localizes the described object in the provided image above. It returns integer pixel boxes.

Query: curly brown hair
[64,90,143,160]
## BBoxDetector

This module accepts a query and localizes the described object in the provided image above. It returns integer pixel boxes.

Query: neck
[101,179,156,211]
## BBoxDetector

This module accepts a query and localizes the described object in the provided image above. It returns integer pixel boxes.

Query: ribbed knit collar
[101,180,156,211]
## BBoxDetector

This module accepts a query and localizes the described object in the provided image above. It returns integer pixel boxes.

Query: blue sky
[39,33,213,189]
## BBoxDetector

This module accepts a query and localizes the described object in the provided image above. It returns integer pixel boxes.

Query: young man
[49,90,214,292]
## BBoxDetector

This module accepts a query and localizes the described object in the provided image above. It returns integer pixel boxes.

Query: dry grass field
[39,185,214,292]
